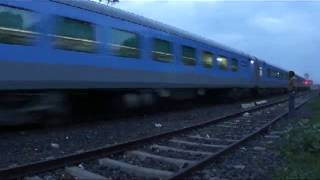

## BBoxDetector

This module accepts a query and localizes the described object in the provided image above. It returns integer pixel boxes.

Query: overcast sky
[105,0,319,82]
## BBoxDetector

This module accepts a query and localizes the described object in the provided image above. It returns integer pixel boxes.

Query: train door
[254,60,263,86]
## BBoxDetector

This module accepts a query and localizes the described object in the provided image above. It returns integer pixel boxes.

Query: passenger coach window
[231,59,238,72]
[202,51,213,68]
[217,56,228,70]
[153,38,173,62]
[111,29,139,58]
[0,6,39,45]
[53,16,97,53]
[182,45,196,65]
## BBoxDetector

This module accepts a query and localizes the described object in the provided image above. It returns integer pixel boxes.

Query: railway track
[0,93,312,180]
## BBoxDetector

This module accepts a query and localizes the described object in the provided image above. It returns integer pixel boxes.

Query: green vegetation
[275,97,320,179]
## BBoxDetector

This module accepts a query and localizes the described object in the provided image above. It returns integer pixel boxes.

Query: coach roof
[50,0,251,58]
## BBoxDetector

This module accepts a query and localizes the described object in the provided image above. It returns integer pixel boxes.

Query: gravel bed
[88,161,147,180]
[0,94,292,168]
[37,169,65,180]
[161,141,221,153]
[21,93,312,180]
[183,136,231,146]
[54,100,295,180]
[190,94,314,180]
[39,160,145,180]
[195,125,253,140]
[111,153,179,172]
[144,146,205,161]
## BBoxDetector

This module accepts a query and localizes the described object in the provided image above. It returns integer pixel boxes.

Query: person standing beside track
[288,71,296,116]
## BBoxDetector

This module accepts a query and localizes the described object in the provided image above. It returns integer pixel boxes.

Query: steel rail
[169,97,311,180]
[0,96,297,179]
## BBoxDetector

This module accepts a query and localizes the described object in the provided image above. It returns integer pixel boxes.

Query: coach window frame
[51,15,98,53]
[231,58,239,72]
[217,56,228,70]
[152,38,173,62]
[0,4,40,45]
[181,45,197,66]
[110,28,140,58]
[202,51,213,68]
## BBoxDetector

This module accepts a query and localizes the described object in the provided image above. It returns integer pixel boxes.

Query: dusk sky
[107,0,320,82]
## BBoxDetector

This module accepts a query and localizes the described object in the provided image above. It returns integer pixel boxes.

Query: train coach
[0,0,308,125]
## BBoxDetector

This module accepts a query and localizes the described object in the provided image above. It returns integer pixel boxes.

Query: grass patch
[274,97,320,179]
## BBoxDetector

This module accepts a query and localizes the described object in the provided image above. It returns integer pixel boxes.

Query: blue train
[0,0,308,125]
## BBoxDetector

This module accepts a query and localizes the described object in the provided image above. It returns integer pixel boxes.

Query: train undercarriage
[0,87,307,126]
